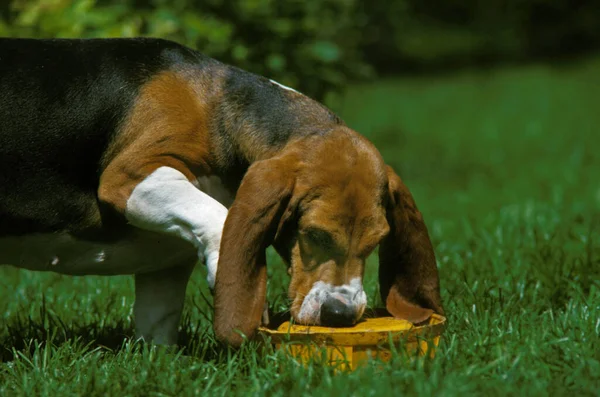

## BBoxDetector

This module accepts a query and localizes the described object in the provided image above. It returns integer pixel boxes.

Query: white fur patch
[126,166,228,288]
[270,79,300,94]
[297,277,367,325]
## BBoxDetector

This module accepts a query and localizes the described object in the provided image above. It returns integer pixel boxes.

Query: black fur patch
[220,67,343,149]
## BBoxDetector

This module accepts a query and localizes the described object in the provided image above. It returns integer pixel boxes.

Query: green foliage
[2,0,600,99]
[2,57,600,395]
[0,0,373,101]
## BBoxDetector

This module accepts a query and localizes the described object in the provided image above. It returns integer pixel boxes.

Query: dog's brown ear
[213,156,295,346]
[379,165,444,324]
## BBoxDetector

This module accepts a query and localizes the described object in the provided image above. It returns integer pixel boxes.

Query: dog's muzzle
[297,278,367,326]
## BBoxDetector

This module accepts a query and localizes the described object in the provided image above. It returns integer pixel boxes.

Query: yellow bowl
[258,311,446,371]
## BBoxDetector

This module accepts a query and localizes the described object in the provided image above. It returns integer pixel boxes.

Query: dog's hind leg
[134,263,194,345]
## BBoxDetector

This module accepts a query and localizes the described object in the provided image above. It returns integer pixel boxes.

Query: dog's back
[0,38,201,234]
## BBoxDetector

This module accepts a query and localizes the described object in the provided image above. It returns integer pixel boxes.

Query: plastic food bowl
[258,309,446,371]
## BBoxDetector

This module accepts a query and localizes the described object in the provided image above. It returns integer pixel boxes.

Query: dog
[0,37,444,347]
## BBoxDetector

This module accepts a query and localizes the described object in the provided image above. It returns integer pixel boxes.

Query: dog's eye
[303,228,335,248]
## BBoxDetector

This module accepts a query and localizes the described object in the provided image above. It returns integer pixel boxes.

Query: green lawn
[2,58,599,395]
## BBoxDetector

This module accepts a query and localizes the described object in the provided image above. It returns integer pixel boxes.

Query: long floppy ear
[379,165,444,324]
[213,157,295,346]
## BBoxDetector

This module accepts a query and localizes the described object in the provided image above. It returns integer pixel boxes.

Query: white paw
[205,249,219,290]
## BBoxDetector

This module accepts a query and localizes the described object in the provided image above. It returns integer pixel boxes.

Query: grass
[2,58,600,395]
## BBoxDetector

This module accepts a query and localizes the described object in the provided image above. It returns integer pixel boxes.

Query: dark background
[2,0,599,101]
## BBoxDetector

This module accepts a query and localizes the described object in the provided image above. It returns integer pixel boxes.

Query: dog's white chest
[0,229,196,276]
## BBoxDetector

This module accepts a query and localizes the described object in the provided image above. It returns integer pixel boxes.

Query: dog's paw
[204,249,219,290]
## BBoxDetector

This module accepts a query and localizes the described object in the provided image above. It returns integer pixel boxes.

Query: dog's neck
[201,64,345,174]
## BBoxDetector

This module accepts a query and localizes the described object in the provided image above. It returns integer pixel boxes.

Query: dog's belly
[0,229,196,276]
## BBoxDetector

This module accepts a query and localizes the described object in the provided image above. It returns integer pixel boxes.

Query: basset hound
[0,37,444,347]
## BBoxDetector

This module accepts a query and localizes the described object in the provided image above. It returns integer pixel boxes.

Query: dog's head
[214,128,443,346]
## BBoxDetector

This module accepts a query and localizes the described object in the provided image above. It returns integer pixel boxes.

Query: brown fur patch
[98,70,214,212]
[386,284,434,324]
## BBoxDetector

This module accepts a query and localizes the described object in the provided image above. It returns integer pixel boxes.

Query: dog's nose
[320,297,355,327]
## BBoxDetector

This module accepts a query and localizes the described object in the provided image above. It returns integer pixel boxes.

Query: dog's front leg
[134,264,194,345]
[122,167,228,289]
[99,166,228,344]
